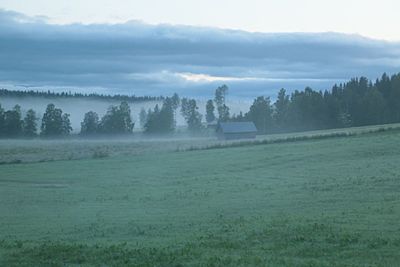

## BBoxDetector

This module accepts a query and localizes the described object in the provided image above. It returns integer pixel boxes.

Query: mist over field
[0,96,252,131]
[0,97,158,131]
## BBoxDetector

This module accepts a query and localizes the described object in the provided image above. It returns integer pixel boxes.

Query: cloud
[1,9,400,98]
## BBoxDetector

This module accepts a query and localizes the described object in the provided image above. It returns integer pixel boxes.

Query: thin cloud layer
[1,9,400,98]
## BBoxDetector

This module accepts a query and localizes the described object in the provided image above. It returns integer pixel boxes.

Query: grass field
[1,126,400,266]
[1,123,399,164]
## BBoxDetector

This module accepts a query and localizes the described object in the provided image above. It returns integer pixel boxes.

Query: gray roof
[218,122,257,134]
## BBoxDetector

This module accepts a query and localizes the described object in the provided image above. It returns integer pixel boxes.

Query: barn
[217,122,257,140]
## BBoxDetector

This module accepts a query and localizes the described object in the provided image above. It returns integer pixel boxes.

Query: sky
[1,0,400,41]
[0,1,400,98]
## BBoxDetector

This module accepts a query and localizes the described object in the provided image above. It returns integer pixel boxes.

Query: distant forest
[0,88,163,102]
[0,72,399,138]
[232,72,400,134]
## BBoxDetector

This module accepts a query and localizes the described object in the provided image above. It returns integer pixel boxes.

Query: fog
[0,97,252,132]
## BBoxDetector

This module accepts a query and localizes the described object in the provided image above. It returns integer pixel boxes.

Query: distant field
[1,123,400,164]
[1,126,400,266]
[0,136,218,164]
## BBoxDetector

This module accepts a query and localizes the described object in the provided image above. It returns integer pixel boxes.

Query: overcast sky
[1,0,400,41]
[0,2,399,98]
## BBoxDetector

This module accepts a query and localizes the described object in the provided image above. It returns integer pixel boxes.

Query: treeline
[1,72,400,138]
[0,95,204,137]
[0,102,134,138]
[228,73,400,133]
[0,88,162,102]
[0,104,72,138]
[139,94,204,134]
[81,102,134,135]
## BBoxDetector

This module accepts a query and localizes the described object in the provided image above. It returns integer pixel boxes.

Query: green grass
[0,137,217,164]
[1,128,400,266]
[1,122,399,164]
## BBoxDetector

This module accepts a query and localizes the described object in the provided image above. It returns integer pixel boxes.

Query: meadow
[1,123,399,164]
[1,126,400,266]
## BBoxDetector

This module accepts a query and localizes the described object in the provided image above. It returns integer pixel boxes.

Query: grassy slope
[1,130,400,266]
[2,123,399,164]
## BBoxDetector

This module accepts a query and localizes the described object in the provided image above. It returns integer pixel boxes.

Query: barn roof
[218,122,257,134]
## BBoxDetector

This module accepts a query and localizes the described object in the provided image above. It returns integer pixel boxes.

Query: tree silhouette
[23,109,38,137]
[214,85,230,122]
[99,102,134,134]
[181,98,203,132]
[80,111,99,135]
[205,100,216,123]
[245,96,273,134]
[41,104,72,137]
[4,105,23,137]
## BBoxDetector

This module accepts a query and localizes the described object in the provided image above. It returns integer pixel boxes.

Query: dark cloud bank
[1,9,400,99]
